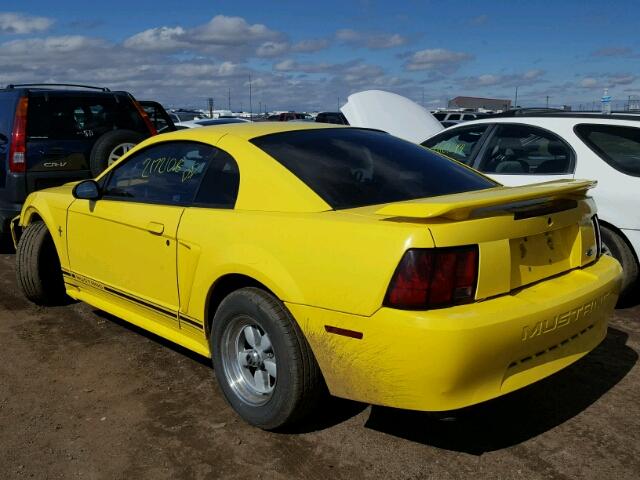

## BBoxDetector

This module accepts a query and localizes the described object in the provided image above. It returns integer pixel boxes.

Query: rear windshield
[575,124,640,177]
[27,93,147,140]
[251,128,496,209]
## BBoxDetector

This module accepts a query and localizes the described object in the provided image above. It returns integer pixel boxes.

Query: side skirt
[63,269,211,358]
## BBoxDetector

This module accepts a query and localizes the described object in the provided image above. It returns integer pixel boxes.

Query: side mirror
[72,180,101,200]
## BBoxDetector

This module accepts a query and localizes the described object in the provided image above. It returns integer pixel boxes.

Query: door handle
[146,222,164,235]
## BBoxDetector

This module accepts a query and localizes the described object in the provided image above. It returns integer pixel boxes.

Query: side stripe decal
[63,269,203,330]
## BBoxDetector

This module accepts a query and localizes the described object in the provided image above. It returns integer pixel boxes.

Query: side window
[447,114,461,121]
[103,141,214,205]
[194,148,240,208]
[574,124,640,177]
[478,124,573,174]
[421,125,489,164]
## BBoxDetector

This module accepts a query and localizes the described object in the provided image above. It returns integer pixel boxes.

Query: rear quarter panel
[177,208,434,320]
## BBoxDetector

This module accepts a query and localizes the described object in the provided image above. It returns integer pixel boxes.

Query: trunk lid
[375,179,599,300]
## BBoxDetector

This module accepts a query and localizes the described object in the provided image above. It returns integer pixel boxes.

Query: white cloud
[459,69,545,88]
[124,26,187,51]
[579,77,599,88]
[470,14,489,26]
[256,41,289,58]
[336,29,408,49]
[123,15,282,58]
[0,12,53,34]
[404,48,473,72]
[291,38,330,53]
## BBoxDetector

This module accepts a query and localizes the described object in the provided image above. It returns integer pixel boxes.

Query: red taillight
[132,99,158,136]
[9,96,28,173]
[385,247,478,309]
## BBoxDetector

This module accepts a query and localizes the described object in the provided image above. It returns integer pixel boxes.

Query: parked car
[422,112,640,298]
[174,118,251,129]
[315,111,349,125]
[270,112,309,121]
[168,109,205,123]
[432,111,488,127]
[13,122,620,429]
[140,100,177,133]
[0,83,162,246]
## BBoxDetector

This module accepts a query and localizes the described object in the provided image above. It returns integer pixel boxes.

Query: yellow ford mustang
[13,122,621,429]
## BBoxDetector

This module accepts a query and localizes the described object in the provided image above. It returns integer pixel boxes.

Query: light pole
[249,74,252,120]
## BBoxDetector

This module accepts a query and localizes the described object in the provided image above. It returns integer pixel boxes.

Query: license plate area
[510,224,578,289]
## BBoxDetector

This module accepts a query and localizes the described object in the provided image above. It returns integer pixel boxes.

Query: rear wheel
[210,287,324,430]
[601,225,638,300]
[16,221,68,305]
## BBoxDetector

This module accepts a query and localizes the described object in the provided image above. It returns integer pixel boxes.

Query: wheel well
[204,274,276,338]
[599,219,639,264]
[27,212,43,225]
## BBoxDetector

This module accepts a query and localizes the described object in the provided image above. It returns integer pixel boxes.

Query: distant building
[447,96,512,111]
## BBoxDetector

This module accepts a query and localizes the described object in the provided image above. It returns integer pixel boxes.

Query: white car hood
[340,90,443,143]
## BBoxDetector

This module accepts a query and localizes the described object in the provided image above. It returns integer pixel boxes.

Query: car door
[66,140,214,325]
[474,123,575,186]
[421,123,492,166]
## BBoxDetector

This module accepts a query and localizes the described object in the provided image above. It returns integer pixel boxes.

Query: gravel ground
[1,251,639,480]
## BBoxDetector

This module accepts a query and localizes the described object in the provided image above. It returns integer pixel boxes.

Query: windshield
[251,128,496,209]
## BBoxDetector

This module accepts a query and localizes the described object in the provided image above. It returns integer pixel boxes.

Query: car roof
[488,111,640,121]
[156,120,347,142]
[444,116,640,128]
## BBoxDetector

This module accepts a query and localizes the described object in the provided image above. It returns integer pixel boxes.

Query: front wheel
[210,287,324,430]
[16,221,68,305]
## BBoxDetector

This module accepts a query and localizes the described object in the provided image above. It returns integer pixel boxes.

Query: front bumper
[287,255,622,411]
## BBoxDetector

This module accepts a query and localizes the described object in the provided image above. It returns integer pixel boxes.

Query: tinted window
[447,114,461,121]
[27,94,147,140]
[103,141,213,204]
[251,128,496,209]
[478,124,573,174]
[422,125,488,164]
[462,114,476,120]
[575,124,640,177]
[194,148,240,208]
[433,113,446,121]
[195,118,246,126]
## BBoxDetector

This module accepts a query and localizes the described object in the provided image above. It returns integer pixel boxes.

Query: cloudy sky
[1,1,639,111]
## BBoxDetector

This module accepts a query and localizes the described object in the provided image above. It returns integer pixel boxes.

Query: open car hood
[340,90,443,143]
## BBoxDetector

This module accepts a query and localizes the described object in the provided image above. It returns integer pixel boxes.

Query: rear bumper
[288,255,622,411]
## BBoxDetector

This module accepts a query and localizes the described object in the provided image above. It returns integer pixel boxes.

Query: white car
[421,113,640,299]
[174,118,251,129]
[341,92,639,299]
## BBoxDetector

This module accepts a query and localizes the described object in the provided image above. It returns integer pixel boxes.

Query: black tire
[601,225,639,300]
[89,129,144,176]
[16,221,68,305]
[210,287,324,430]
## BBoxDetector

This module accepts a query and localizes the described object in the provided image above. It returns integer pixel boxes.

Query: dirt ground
[0,252,639,480]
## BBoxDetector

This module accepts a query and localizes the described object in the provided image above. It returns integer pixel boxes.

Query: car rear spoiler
[375,179,597,221]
